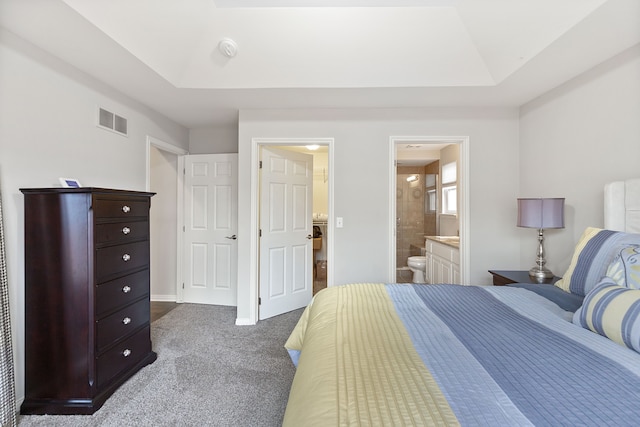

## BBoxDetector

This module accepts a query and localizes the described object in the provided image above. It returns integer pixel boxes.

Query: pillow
[554,227,640,296]
[606,244,640,289]
[573,278,640,353]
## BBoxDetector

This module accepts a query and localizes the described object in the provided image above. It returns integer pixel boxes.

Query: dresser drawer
[96,270,150,317]
[96,241,149,281]
[96,326,151,388]
[93,198,149,219]
[96,299,149,352]
[95,221,149,245]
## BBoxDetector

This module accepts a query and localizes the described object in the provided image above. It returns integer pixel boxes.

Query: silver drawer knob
[122,254,131,262]
[122,205,131,213]
[122,285,131,293]
[122,349,132,357]
[122,226,131,235]
[122,317,131,325]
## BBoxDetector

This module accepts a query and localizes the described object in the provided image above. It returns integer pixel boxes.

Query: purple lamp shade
[517,198,565,229]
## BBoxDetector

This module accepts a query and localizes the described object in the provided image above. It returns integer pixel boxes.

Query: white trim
[145,135,189,190]
[459,137,470,284]
[150,294,178,302]
[248,137,334,324]
[389,136,470,284]
[176,155,185,303]
[389,140,397,283]
[145,135,189,304]
[235,317,256,326]
[146,135,189,154]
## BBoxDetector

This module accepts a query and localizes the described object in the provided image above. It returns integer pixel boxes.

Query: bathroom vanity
[425,236,460,284]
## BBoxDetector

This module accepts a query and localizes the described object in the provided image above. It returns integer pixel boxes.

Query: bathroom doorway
[396,162,439,282]
[390,137,468,284]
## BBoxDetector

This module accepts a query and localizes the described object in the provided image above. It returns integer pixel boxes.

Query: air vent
[97,107,128,137]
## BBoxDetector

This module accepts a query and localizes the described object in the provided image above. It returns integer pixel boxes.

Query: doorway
[251,138,334,321]
[395,162,439,282]
[146,136,188,302]
[389,136,469,284]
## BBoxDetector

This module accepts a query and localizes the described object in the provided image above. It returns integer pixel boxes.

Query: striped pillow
[555,227,640,296]
[606,244,640,289]
[573,279,640,353]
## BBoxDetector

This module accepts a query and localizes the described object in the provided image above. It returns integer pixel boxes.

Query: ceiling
[0,0,638,129]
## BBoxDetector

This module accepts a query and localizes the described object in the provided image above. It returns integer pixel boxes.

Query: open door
[259,147,313,320]
[183,153,238,306]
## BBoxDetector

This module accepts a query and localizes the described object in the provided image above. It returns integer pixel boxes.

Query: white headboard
[604,178,640,232]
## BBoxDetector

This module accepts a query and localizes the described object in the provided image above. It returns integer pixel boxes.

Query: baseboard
[150,294,177,302]
[235,317,256,326]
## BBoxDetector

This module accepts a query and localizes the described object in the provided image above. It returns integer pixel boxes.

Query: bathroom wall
[439,144,460,236]
[396,166,426,269]
[423,161,439,236]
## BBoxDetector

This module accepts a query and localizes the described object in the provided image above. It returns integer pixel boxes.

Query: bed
[283,178,640,426]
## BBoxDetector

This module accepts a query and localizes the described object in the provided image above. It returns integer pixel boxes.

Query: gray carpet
[18,304,303,427]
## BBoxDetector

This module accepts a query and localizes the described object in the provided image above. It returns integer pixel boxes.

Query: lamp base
[529,266,555,283]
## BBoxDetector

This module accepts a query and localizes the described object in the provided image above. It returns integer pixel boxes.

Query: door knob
[225,235,237,240]
[307,234,313,239]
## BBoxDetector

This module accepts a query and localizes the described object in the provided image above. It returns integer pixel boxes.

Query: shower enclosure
[396,167,438,282]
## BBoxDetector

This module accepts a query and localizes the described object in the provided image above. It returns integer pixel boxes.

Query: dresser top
[20,187,155,197]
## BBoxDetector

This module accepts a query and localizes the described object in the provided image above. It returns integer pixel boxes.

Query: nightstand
[488,270,561,286]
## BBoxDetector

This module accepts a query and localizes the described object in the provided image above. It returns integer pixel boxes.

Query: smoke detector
[218,38,238,58]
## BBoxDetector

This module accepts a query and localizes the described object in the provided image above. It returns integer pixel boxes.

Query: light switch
[336,217,343,228]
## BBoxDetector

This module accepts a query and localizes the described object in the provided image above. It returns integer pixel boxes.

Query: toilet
[407,256,427,283]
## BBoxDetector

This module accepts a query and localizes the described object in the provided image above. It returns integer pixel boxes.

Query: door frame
[388,136,470,284]
[145,135,188,302]
[248,137,334,323]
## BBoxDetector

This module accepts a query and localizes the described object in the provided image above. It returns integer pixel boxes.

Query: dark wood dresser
[20,188,157,415]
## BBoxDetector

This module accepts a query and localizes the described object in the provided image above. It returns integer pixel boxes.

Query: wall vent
[98,107,128,137]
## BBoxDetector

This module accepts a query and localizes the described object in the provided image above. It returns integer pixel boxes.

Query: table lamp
[517,198,565,281]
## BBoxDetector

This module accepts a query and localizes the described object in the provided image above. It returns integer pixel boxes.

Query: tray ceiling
[1,0,638,127]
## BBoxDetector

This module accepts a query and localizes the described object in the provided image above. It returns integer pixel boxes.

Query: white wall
[519,44,640,275]
[237,108,520,323]
[0,30,188,404]
[189,126,238,154]
[149,146,180,301]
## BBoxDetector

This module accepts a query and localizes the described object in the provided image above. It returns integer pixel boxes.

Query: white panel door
[259,147,313,320]
[183,154,238,305]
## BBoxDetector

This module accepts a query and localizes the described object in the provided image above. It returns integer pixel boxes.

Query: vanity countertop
[425,236,460,249]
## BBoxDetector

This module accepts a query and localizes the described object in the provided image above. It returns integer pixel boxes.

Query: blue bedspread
[506,282,584,312]
[388,284,640,426]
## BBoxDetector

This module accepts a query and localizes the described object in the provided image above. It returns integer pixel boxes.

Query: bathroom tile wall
[396,166,427,269]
